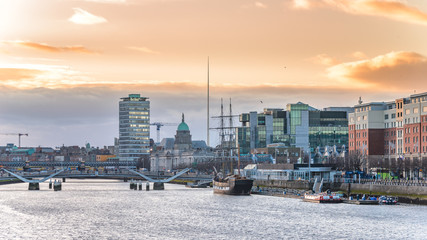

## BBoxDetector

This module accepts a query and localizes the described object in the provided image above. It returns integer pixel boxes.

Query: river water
[0,179,426,240]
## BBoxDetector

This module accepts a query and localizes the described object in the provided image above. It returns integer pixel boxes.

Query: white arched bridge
[0,167,212,190]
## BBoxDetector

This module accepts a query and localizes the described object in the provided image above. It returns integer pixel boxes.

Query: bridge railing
[336,178,426,187]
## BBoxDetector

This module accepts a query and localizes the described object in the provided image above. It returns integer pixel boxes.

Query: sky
[1,0,427,148]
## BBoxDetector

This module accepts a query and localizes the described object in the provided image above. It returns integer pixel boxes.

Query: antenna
[207,56,210,147]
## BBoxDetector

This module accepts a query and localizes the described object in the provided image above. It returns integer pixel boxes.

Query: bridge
[0,168,212,190]
[0,161,138,168]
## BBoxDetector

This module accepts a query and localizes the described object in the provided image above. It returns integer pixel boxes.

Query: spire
[182,113,185,123]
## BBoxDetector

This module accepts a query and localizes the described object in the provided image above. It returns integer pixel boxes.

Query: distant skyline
[1,0,427,147]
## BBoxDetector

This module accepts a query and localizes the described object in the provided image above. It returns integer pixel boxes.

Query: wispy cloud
[326,51,427,88]
[0,64,92,89]
[242,1,268,9]
[309,54,338,66]
[69,8,107,25]
[2,40,96,54]
[351,51,367,59]
[83,0,127,3]
[255,2,267,8]
[291,0,427,26]
[128,46,160,54]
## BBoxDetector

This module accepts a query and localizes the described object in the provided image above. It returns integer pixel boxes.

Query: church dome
[177,113,190,131]
[177,122,189,131]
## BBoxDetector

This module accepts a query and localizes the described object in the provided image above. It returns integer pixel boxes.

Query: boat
[303,192,343,203]
[186,181,210,188]
[378,196,398,205]
[345,195,379,205]
[213,175,253,195]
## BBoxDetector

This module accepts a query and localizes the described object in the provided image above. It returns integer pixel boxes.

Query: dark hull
[213,178,253,195]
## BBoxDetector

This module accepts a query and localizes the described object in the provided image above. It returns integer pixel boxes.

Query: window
[391,113,396,119]
[423,106,427,112]
[414,108,419,113]
[363,115,367,120]
[405,109,410,115]
[385,114,389,120]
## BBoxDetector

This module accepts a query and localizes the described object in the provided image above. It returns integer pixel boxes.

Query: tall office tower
[119,94,150,161]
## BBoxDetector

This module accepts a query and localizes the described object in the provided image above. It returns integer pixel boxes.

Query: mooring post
[138,182,142,190]
[49,179,52,189]
[153,182,164,190]
[146,182,150,191]
[28,182,40,190]
[62,177,66,183]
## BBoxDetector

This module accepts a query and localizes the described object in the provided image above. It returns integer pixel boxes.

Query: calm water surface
[0,179,426,240]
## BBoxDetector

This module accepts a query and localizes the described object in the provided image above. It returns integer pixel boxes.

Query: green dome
[177,122,189,131]
[177,113,189,131]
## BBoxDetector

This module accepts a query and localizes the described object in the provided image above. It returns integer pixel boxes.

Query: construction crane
[0,133,29,148]
[150,123,178,143]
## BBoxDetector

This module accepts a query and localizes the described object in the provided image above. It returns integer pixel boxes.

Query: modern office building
[348,92,427,178]
[119,94,150,161]
[236,103,352,159]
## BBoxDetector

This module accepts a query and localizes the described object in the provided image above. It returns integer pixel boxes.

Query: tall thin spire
[207,56,210,147]
[182,112,185,122]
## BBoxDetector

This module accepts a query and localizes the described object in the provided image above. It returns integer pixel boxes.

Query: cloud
[0,79,409,147]
[0,64,92,89]
[0,68,44,81]
[351,51,367,59]
[292,0,311,9]
[128,46,160,54]
[309,54,338,66]
[255,2,267,8]
[69,8,108,25]
[291,0,427,26]
[83,0,127,3]
[326,51,427,88]
[2,40,96,54]
[241,2,268,9]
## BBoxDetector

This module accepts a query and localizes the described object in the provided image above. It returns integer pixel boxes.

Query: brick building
[349,93,427,179]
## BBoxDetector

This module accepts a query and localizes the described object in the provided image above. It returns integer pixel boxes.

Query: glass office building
[237,105,352,155]
[119,94,150,161]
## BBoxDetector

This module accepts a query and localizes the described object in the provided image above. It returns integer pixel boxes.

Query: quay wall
[254,180,311,189]
[254,180,427,199]
[339,183,427,197]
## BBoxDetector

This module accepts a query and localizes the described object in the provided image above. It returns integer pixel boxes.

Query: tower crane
[0,133,29,148]
[150,123,178,143]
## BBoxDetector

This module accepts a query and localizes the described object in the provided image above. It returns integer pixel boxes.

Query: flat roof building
[119,94,150,161]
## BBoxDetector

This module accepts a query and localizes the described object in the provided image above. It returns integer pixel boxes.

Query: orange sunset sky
[1,0,427,147]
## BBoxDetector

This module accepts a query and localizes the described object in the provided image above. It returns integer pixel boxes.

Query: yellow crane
[0,133,29,148]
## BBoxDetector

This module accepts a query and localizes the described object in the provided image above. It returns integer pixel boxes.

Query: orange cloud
[127,46,160,54]
[326,51,427,88]
[292,0,427,26]
[2,40,96,54]
[309,54,338,66]
[0,64,92,89]
[0,68,44,81]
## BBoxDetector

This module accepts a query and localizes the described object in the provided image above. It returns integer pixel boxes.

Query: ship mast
[229,98,234,174]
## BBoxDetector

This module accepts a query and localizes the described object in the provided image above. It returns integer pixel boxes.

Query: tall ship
[211,99,253,195]
[213,174,253,195]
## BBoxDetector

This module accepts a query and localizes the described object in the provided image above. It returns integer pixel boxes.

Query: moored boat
[303,192,343,203]
[213,175,253,195]
[378,196,398,205]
